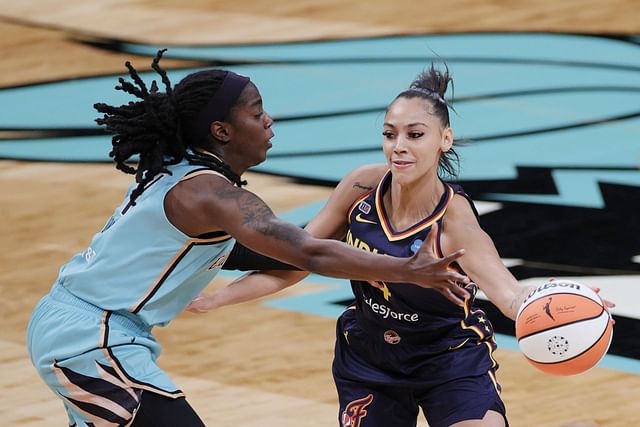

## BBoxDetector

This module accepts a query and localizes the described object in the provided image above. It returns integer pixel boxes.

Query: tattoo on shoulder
[215,186,303,246]
[353,182,373,191]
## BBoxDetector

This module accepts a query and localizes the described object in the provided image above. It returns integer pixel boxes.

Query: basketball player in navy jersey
[188,64,582,427]
[25,52,471,427]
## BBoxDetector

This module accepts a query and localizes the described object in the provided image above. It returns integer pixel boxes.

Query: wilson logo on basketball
[524,281,581,303]
[341,394,374,427]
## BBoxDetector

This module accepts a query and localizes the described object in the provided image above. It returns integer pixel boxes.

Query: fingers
[186,294,211,314]
[439,283,468,307]
[191,294,206,303]
[446,270,470,285]
[425,222,438,250]
[438,251,469,284]
[588,286,616,324]
[186,302,208,314]
[589,286,616,308]
[438,288,462,306]
[439,248,466,265]
[449,281,471,303]
[368,281,384,290]
[186,305,206,314]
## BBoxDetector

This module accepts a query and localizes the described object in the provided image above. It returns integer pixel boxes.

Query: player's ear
[211,121,232,143]
[441,127,453,152]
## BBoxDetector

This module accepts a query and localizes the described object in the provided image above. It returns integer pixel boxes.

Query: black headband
[192,71,250,141]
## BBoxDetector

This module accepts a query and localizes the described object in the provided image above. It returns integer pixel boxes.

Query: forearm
[299,238,412,282]
[214,270,309,307]
[222,242,300,271]
[493,283,538,320]
[218,192,466,290]
[236,218,416,283]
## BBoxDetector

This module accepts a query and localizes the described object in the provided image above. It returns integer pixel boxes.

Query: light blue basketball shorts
[26,283,183,426]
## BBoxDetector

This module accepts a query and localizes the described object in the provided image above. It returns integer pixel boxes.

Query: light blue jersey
[57,159,235,327]
[27,159,237,426]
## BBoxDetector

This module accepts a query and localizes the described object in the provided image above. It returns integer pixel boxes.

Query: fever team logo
[341,394,374,427]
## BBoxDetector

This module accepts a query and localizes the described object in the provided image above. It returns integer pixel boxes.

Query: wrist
[398,256,417,283]
[208,293,223,310]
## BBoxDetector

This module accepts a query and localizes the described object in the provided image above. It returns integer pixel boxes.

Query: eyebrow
[383,122,429,128]
[248,98,263,108]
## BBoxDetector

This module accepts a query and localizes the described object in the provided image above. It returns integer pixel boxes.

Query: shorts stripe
[104,348,184,399]
[53,362,140,425]
[96,361,140,402]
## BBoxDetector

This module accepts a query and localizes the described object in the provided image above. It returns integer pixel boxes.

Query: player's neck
[195,147,246,177]
[193,147,222,160]
[385,174,444,229]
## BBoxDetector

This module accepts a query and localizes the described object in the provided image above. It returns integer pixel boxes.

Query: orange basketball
[515,280,613,376]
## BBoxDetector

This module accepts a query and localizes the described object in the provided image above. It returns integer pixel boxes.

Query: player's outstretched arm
[442,201,617,319]
[187,269,308,313]
[187,222,471,313]
[217,186,469,295]
[170,173,470,305]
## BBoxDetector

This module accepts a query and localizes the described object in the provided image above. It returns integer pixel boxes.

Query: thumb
[425,222,439,252]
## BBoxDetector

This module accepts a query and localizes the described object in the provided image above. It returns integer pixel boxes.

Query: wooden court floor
[1,1,639,426]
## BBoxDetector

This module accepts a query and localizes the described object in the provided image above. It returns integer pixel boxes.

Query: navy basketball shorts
[334,371,507,427]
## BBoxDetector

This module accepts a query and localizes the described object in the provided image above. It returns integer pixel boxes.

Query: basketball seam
[522,318,612,365]
[517,307,605,340]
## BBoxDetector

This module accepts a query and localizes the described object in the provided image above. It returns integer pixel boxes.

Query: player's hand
[591,286,616,324]
[409,223,470,306]
[592,288,616,309]
[186,292,216,314]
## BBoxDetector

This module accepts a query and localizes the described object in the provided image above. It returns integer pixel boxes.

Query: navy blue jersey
[335,170,499,387]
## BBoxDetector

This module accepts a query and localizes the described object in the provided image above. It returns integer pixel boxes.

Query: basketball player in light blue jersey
[25,51,471,427]
[188,65,615,427]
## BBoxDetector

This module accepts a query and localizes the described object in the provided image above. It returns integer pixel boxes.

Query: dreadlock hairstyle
[391,63,460,179]
[94,49,247,205]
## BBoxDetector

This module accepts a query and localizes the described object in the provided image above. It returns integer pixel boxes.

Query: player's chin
[250,152,268,168]
[259,142,272,161]
[390,171,416,186]
[259,149,269,162]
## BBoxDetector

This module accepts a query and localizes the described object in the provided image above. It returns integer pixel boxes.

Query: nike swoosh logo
[355,213,377,224]
[447,338,469,351]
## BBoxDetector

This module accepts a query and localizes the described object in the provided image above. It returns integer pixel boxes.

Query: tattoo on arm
[510,285,535,311]
[509,296,518,311]
[353,182,373,191]
[215,186,304,246]
[510,287,525,311]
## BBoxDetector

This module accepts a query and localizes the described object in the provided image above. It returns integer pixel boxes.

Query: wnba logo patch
[341,394,374,427]
[358,201,371,214]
